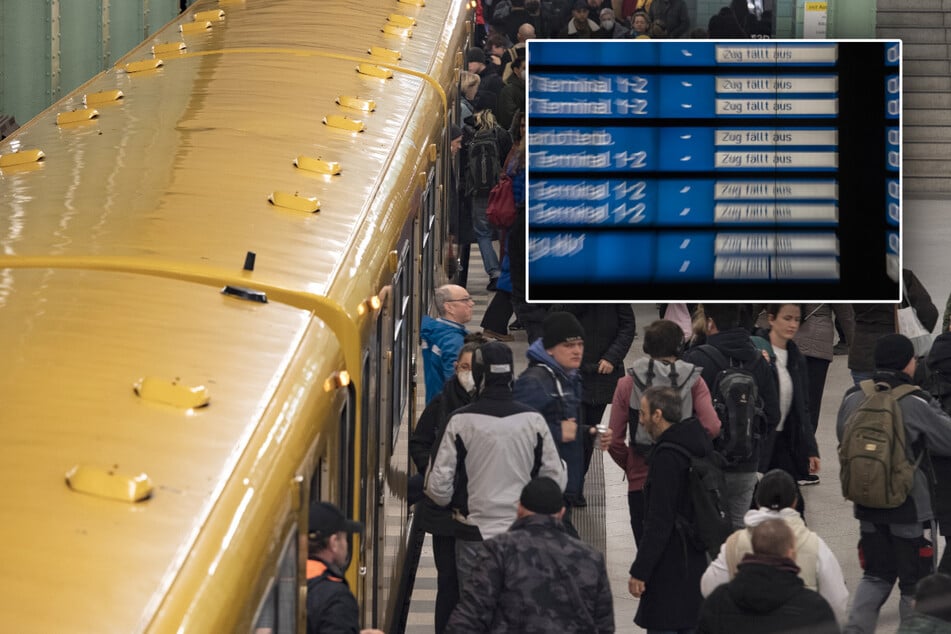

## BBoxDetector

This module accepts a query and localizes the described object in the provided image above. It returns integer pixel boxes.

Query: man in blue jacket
[514,311,608,529]
[421,284,473,404]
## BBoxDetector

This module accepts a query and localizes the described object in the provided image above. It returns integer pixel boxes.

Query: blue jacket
[421,315,468,405]
[513,339,585,497]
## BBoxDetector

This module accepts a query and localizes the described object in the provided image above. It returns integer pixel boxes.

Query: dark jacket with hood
[630,417,712,630]
[849,268,937,372]
[684,327,781,472]
[426,342,567,540]
[514,338,586,497]
[697,554,840,634]
[557,303,636,405]
[410,375,473,536]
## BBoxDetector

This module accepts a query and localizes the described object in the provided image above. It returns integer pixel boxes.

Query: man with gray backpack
[607,319,720,543]
[836,333,951,634]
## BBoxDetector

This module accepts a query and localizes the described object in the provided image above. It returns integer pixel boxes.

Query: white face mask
[601,19,615,31]
[457,370,476,393]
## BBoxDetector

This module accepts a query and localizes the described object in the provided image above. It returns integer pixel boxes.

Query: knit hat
[542,311,585,349]
[471,341,514,392]
[874,333,916,371]
[519,477,564,514]
[466,47,486,65]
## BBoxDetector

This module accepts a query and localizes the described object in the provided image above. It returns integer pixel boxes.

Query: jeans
[471,195,500,279]
[850,370,874,386]
[844,521,933,634]
[721,471,758,530]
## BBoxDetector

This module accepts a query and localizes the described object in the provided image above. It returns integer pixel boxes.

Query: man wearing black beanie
[446,477,614,632]
[514,311,609,534]
[836,333,951,633]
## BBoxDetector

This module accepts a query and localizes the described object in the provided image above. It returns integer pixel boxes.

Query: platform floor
[406,198,951,632]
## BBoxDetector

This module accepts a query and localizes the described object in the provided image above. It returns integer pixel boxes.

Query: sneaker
[798,474,820,486]
[574,494,588,508]
[487,278,498,291]
[482,329,514,342]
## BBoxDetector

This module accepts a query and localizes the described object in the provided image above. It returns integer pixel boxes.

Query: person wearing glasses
[422,285,475,405]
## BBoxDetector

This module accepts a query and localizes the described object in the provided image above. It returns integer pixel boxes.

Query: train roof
[0,0,466,630]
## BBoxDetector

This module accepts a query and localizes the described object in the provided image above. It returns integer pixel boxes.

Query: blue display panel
[526,40,901,302]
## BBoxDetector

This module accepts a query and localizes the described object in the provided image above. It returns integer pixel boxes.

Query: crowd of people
[304,6,951,632]
[407,272,951,633]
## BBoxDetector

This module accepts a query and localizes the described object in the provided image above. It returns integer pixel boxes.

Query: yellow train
[0,0,471,630]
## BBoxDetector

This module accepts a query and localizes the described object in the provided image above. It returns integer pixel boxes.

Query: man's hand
[597,359,614,374]
[561,418,578,442]
[628,577,646,598]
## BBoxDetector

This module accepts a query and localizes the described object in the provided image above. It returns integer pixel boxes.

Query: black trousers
[804,355,830,433]
[629,489,646,545]
[432,534,458,634]
[481,290,513,333]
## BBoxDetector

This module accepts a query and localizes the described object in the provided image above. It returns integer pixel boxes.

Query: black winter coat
[698,556,840,634]
[761,339,819,475]
[306,559,360,634]
[558,303,636,405]
[849,268,937,372]
[410,376,473,536]
[629,418,711,630]
[919,331,951,530]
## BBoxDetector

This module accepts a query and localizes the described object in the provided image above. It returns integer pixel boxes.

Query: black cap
[520,477,564,514]
[542,311,585,349]
[573,0,588,10]
[874,333,916,371]
[466,47,486,65]
[309,502,364,538]
[472,341,514,392]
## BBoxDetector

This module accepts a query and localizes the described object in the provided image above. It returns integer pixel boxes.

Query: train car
[0,0,471,631]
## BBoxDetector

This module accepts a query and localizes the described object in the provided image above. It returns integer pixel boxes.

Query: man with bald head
[698,519,839,633]
[422,285,474,404]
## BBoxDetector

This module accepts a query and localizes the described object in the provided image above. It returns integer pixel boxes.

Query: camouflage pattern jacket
[446,514,614,633]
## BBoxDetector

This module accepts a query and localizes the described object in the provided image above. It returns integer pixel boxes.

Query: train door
[361,326,382,629]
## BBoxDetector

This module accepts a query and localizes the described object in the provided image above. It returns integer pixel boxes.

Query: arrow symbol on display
[680,239,691,249]
[680,155,692,162]
[681,49,693,57]
[680,134,692,140]
[680,207,691,216]
[680,186,691,193]
[680,260,691,273]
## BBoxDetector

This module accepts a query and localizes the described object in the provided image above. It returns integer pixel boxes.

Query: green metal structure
[0,0,179,125]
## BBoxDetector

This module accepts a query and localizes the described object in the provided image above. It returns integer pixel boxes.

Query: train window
[251,530,298,634]
[390,238,414,447]
[420,169,436,312]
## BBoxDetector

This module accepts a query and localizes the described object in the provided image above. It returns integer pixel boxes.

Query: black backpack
[656,441,732,559]
[466,127,501,195]
[696,345,764,464]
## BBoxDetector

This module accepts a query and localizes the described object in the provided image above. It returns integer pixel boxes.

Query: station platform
[403,194,951,634]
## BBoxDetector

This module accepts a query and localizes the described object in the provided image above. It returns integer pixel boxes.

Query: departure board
[526,40,900,302]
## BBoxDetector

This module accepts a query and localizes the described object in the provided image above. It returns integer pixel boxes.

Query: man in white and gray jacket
[425,341,567,590]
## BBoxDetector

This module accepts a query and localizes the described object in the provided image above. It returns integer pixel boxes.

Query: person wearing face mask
[597,8,630,37]
[426,341,567,591]
[410,337,484,634]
